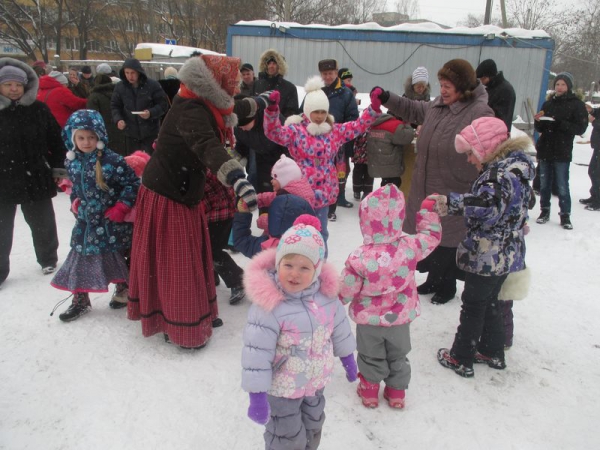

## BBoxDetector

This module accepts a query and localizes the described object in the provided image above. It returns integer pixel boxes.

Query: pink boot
[357,373,380,408]
[383,386,406,409]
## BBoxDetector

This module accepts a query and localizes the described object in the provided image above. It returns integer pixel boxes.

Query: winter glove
[267,91,280,112]
[237,198,250,213]
[340,354,358,382]
[71,198,81,215]
[255,90,274,109]
[370,86,390,105]
[233,178,258,211]
[248,392,271,425]
[370,88,383,113]
[104,202,131,223]
[420,198,436,212]
[427,194,448,217]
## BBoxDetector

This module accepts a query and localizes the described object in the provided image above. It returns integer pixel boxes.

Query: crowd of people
[0,49,596,449]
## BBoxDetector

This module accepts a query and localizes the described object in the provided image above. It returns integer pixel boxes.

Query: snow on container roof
[135,43,224,59]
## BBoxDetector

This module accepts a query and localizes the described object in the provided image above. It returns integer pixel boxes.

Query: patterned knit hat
[63,109,109,159]
[200,54,241,96]
[454,116,509,163]
[276,215,325,280]
[412,66,429,85]
[303,76,329,119]
[438,59,477,94]
[0,65,28,85]
[271,154,302,188]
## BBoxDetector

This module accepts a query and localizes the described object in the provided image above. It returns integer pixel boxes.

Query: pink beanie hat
[276,215,324,281]
[271,154,302,188]
[124,151,151,177]
[454,117,509,163]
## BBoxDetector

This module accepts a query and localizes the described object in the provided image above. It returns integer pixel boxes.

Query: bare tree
[395,0,419,18]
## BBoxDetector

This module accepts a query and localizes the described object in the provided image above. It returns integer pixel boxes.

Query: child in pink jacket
[339,184,442,409]
[264,78,383,245]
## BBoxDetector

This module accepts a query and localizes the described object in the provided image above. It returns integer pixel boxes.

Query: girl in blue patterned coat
[431,117,535,377]
[51,110,140,322]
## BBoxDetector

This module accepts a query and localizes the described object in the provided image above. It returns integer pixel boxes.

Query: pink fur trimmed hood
[243,248,340,312]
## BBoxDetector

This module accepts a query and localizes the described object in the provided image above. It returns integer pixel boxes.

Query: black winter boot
[536,209,550,224]
[59,293,91,322]
[560,214,573,230]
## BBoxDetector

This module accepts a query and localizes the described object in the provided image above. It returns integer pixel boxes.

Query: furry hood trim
[0,57,39,110]
[258,49,288,77]
[243,248,340,312]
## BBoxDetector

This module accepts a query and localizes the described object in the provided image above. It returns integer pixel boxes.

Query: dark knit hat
[338,67,352,80]
[81,65,92,74]
[438,59,477,94]
[476,59,498,78]
[240,63,254,72]
[318,59,337,72]
[554,72,574,90]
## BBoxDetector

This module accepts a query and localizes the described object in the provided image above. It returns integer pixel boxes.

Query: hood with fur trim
[243,248,339,312]
[177,56,237,126]
[258,49,288,77]
[0,57,39,110]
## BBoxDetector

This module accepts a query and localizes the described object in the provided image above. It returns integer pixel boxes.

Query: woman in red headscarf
[127,54,258,349]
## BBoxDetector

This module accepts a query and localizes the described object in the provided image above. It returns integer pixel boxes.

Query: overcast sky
[415,0,490,27]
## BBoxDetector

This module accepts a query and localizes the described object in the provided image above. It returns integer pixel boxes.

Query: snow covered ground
[1,131,599,450]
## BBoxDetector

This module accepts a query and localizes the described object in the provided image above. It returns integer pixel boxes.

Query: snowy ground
[1,132,599,450]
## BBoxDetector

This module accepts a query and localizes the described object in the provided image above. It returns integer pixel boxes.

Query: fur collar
[243,248,340,312]
[284,114,334,135]
[485,136,534,164]
[0,58,39,110]
[177,57,236,127]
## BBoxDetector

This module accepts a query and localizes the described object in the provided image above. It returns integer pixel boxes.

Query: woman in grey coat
[372,59,494,304]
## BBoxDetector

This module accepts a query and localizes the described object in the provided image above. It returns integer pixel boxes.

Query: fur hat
[554,72,574,91]
[0,65,28,85]
[338,68,352,80]
[438,59,477,94]
[411,66,429,85]
[49,70,68,85]
[476,59,498,78]
[96,63,112,75]
[271,154,302,188]
[303,76,329,118]
[454,116,509,163]
[164,66,178,79]
[124,150,151,177]
[276,215,325,281]
[318,59,337,72]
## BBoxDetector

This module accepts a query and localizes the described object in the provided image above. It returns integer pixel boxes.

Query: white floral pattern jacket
[241,248,356,399]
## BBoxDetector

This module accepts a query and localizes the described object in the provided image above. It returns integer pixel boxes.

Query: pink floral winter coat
[241,249,356,399]
[264,107,380,209]
[340,184,442,327]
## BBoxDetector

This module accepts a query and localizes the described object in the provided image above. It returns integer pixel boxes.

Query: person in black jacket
[476,59,516,131]
[580,104,600,210]
[253,49,299,118]
[0,58,66,286]
[111,58,169,155]
[534,72,588,229]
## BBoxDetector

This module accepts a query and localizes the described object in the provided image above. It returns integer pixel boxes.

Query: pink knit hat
[124,151,151,177]
[454,117,509,163]
[271,154,302,188]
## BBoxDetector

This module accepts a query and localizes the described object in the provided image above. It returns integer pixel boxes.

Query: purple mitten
[267,91,280,111]
[248,392,270,425]
[340,354,358,382]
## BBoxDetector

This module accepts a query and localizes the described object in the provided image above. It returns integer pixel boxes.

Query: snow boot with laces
[437,348,474,378]
[357,373,380,408]
[59,293,91,322]
[474,351,506,370]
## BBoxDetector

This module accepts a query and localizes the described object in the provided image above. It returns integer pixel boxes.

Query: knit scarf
[179,83,235,146]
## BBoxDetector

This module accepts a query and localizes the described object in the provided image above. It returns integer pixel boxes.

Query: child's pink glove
[104,202,131,222]
[340,354,358,382]
[428,194,448,217]
[248,392,270,425]
[71,198,80,215]
[267,91,280,111]
[420,198,436,212]
[370,88,383,113]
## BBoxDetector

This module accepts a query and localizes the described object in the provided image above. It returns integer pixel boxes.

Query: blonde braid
[95,148,108,191]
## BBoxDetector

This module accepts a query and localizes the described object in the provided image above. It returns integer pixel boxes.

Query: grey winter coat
[366,115,414,178]
[241,248,356,399]
[384,82,494,247]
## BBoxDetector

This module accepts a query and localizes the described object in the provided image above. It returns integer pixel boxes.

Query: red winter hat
[455,117,509,163]
[124,151,151,177]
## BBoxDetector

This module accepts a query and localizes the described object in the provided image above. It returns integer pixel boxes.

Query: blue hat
[62,109,109,158]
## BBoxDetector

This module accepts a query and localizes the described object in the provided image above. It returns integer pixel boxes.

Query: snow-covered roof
[135,43,224,58]
[234,20,551,39]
